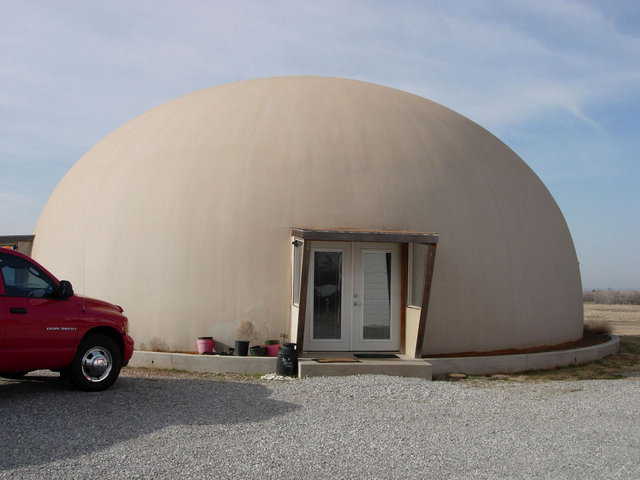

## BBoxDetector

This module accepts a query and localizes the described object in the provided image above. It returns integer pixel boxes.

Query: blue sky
[1,0,638,289]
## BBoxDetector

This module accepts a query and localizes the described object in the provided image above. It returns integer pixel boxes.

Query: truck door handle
[10,307,27,314]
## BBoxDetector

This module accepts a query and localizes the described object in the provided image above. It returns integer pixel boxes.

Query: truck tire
[58,367,71,382]
[69,334,122,391]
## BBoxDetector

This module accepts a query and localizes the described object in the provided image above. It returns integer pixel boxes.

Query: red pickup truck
[0,248,134,391]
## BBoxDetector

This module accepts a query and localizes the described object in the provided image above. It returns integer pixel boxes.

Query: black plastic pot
[276,343,298,376]
[235,340,249,356]
[250,345,266,356]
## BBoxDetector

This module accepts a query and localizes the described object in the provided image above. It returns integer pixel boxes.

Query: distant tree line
[584,289,640,305]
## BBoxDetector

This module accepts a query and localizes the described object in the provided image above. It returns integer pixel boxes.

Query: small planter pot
[265,343,281,357]
[196,337,215,355]
[250,345,267,356]
[235,340,250,356]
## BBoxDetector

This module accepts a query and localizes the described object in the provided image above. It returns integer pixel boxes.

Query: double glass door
[304,242,400,351]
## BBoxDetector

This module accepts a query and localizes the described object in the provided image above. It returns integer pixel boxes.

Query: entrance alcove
[289,228,438,359]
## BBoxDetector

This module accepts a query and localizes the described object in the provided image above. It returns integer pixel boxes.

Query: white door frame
[304,241,400,352]
[304,242,352,351]
[352,242,401,351]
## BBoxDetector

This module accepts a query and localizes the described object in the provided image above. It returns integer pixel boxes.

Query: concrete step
[298,358,432,380]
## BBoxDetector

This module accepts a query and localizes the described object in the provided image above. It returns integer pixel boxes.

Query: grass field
[584,303,640,335]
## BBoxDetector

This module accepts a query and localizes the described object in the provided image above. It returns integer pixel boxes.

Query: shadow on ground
[0,374,298,471]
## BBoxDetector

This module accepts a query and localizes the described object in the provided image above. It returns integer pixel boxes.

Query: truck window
[0,253,56,298]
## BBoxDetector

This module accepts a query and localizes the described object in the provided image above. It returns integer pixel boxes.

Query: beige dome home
[33,76,583,359]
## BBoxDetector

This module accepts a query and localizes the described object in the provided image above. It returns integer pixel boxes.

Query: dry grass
[584,303,640,336]
[121,366,264,382]
[583,320,612,336]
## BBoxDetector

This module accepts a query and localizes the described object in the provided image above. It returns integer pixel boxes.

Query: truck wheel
[0,371,29,380]
[69,334,122,391]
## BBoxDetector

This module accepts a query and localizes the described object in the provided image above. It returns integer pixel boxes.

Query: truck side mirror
[55,280,74,299]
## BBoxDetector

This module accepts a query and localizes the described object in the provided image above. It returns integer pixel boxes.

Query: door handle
[10,307,27,314]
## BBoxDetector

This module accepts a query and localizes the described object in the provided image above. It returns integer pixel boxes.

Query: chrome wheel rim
[81,347,113,383]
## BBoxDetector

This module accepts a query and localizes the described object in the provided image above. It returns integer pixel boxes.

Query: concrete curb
[129,336,620,378]
[128,350,278,375]
[425,335,621,376]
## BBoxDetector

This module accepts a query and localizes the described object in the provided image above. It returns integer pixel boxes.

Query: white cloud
[2,0,638,137]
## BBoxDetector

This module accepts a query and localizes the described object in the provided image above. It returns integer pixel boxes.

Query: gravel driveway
[1,370,639,479]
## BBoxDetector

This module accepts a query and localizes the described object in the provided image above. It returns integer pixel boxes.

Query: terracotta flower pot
[197,337,215,354]
[265,343,281,357]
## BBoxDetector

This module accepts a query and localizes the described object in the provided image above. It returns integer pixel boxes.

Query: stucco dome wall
[32,77,583,354]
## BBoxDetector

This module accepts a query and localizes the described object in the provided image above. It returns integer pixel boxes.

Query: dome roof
[33,76,582,354]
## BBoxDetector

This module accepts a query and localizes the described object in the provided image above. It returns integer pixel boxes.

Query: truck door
[0,252,79,372]
[0,268,7,370]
